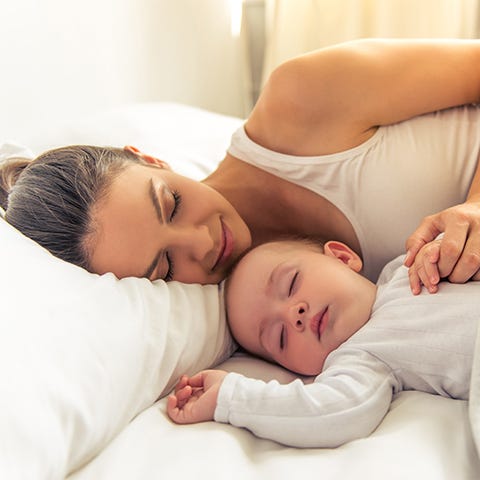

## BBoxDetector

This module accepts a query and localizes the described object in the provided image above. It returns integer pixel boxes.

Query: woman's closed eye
[161,191,181,280]
[170,190,182,221]
[279,324,286,350]
[164,252,175,281]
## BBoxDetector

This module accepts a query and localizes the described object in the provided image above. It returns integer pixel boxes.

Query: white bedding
[2,102,480,479]
[69,353,480,480]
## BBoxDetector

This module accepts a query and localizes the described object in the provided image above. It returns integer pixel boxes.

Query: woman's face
[88,162,252,284]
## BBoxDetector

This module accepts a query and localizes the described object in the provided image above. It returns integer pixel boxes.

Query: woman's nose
[288,302,307,331]
[175,224,214,262]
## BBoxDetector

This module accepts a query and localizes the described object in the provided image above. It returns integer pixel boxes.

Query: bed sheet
[69,353,480,480]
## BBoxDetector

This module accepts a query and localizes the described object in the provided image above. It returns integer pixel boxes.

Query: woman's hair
[0,145,140,270]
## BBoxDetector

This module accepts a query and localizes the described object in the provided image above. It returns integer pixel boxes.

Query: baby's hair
[0,145,141,270]
[227,235,324,276]
[261,235,325,253]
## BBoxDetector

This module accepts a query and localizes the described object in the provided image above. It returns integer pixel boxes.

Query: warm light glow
[229,0,243,37]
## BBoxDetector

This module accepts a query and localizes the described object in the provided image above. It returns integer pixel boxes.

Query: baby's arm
[168,352,396,448]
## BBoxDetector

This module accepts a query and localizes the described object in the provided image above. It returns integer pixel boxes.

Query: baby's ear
[323,241,363,272]
[123,145,171,170]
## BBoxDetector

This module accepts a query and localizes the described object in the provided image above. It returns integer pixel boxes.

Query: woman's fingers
[446,232,480,283]
[405,215,441,267]
[435,219,468,279]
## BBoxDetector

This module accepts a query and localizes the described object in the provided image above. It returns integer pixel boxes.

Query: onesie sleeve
[214,350,396,448]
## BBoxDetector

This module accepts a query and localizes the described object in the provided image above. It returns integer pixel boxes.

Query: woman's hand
[405,201,480,294]
[167,370,228,424]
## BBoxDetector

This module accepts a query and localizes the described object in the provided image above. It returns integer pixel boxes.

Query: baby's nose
[288,303,307,331]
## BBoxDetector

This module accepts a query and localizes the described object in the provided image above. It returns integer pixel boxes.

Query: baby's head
[225,239,376,376]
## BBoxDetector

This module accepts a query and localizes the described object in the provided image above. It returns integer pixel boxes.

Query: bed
[1,102,479,479]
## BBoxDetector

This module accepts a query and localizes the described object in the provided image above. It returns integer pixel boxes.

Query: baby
[167,239,479,447]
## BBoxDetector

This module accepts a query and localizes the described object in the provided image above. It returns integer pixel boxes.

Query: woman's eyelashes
[164,252,175,281]
[159,189,180,281]
[279,325,286,350]
[170,190,182,221]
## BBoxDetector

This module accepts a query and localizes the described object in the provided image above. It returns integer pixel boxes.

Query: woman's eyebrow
[149,178,164,224]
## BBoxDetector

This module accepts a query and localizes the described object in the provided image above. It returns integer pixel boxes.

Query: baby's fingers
[408,241,441,294]
[174,375,189,393]
[408,264,439,294]
[166,394,202,424]
[175,385,193,406]
[408,266,422,295]
[185,371,210,389]
[167,395,182,422]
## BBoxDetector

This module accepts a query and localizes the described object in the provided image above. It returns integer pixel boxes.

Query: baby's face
[226,241,376,375]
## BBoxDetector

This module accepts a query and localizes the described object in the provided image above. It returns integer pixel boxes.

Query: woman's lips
[213,219,234,271]
[311,308,329,339]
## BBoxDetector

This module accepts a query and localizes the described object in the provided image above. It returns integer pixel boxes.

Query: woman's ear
[123,145,171,170]
[323,241,363,273]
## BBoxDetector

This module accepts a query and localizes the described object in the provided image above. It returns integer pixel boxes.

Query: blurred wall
[0,0,248,144]
[262,0,480,84]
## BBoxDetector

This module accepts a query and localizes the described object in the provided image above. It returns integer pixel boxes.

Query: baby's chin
[283,361,323,377]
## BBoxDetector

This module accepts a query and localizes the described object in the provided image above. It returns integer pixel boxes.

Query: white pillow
[0,103,241,479]
[27,101,243,180]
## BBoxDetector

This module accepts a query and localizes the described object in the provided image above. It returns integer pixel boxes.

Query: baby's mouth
[311,307,329,339]
[319,307,329,336]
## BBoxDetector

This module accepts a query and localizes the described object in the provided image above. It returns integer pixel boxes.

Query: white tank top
[228,105,480,281]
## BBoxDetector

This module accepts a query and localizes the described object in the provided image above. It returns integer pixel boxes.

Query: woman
[1,38,480,293]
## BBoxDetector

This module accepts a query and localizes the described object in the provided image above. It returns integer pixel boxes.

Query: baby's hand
[405,201,480,292]
[406,238,442,294]
[167,370,228,424]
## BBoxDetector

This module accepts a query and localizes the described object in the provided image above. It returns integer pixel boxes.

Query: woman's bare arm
[248,38,480,155]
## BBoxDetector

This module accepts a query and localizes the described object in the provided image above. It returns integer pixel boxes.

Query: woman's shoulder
[245,88,369,158]
[246,39,480,157]
[245,48,378,156]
